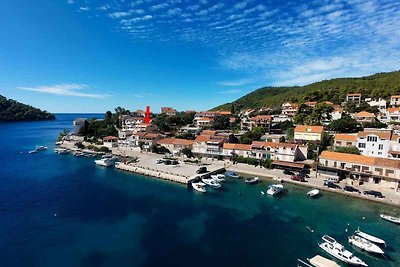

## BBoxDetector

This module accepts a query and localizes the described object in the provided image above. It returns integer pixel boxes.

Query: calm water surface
[0,114,399,267]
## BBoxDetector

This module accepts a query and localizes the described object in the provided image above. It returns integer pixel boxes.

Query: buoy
[345,228,348,232]
[261,191,265,195]
[362,216,365,220]
[54,213,57,217]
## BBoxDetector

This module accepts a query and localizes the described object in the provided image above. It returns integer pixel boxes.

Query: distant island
[0,95,55,121]
[213,70,400,111]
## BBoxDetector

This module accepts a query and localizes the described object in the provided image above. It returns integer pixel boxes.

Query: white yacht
[307,189,320,197]
[380,213,400,224]
[348,235,384,255]
[355,228,386,247]
[36,145,48,151]
[319,235,368,266]
[267,184,283,196]
[94,158,115,167]
[211,174,225,182]
[201,178,221,189]
[192,182,207,193]
[245,177,259,184]
[29,149,38,154]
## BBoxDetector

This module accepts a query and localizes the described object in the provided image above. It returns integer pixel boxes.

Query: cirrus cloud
[19,84,108,98]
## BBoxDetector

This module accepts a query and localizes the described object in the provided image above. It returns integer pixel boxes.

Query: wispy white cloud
[218,89,243,94]
[79,6,90,12]
[19,84,107,98]
[217,78,254,87]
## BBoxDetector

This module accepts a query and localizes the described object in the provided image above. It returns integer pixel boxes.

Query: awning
[272,160,305,170]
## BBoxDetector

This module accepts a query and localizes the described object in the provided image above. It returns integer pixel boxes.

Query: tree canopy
[0,95,55,121]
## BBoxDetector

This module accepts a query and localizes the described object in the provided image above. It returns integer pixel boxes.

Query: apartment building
[160,107,177,116]
[294,125,324,141]
[319,151,400,191]
[157,138,194,156]
[365,98,387,111]
[334,134,357,147]
[346,93,362,105]
[390,95,400,107]
[352,111,376,123]
[387,107,400,122]
[281,103,298,117]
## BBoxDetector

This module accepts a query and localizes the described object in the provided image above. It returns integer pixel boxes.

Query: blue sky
[1,0,400,113]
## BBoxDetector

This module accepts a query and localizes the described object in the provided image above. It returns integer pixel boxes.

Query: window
[367,136,377,142]
[378,144,383,150]
[358,143,366,148]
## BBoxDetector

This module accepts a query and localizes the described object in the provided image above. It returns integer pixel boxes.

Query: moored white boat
[245,177,259,184]
[307,189,320,197]
[94,158,115,167]
[192,182,207,193]
[226,171,240,178]
[54,148,69,154]
[202,178,221,189]
[380,213,400,224]
[348,235,384,255]
[355,228,386,247]
[319,235,368,266]
[211,174,225,182]
[267,184,283,196]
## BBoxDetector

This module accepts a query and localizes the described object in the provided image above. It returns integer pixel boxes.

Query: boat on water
[245,177,259,184]
[36,145,48,151]
[225,171,240,178]
[348,235,384,255]
[201,178,221,189]
[297,255,341,267]
[54,148,69,154]
[29,149,38,154]
[307,189,320,197]
[355,228,386,247]
[319,235,368,266]
[73,151,85,157]
[267,184,283,196]
[380,213,400,224]
[94,158,115,167]
[211,174,225,182]
[55,141,63,146]
[192,182,207,193]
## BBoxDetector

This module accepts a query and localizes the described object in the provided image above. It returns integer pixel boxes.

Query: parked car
[164,160,171,165]
[344,185,360,193]
[291,175,305,182]
[324,181,341,189]
[324,177,339,183]
[196,167,208,174]
[283,170,295,175]
[363,190,384,198]
[171,160,179,165]
[156,159,164,164]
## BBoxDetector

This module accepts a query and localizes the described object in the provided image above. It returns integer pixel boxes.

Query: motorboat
[297,255,341,267]
[267,184,283,196]
[54,148,69,154]
[94,158,115,167]
[201,178,222,189]
[29,149,38,154]
[348,235,384,255]
[380,213,400,224]
[355,228,386,247]
[192,182,207,193]
[74,152,85,157]
[226,171,240,178]
[55,141,63,146]
[319,235,368,266]
[211,174,225,182]
[36,145,48,151]
[307,189,320,197]
[245,177,259,184]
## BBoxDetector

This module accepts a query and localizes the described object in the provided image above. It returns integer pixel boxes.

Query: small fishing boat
[355,228,386,247]
[36,145,48,151]
[319,235,368,266]
[54,148,69,154]
[380,213,400,224]
[192,182,207,193]
[226,171,240,178]
[245,177,259,184]
[307,189,320,197]
[211,174,225,182]
[348,235,384,255]
[201,178,221,189]
[29,149,38,154]
[267,184,283,196]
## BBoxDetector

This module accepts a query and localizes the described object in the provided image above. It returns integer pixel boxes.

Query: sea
[0,113,399,267]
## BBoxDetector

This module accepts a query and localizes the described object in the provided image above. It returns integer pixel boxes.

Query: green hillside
[213,71,400,111]
[0,95,55,121]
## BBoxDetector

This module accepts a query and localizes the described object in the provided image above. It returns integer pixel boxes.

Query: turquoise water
[0,114,399,267]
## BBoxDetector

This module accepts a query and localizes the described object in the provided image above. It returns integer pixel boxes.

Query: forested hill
[0,95,55,121]
[213,71,400,111]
